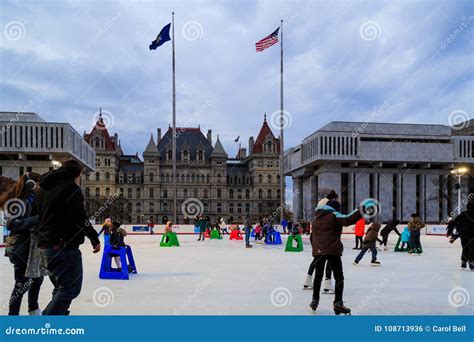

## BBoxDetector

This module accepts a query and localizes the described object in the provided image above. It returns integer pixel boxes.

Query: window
[105,172,110,181]
[149,202,155,213]
[258,175,263,184]
[198,150,203,161]
[136,188,141,199]
[203,189,208,198]
[149,173,154,182]
[229,203,234,213]
[184,188,188,197]
[127,174,133,184]
[268,189,272,199]
[237,189,242,199]
[127,203,132,212]
[85,173,90,181]
[136,174,141,183]
[193,189,198,197]
[95,188,100,197]
[85,188,90,197]
[230,189,234,199]
[163,190,168,198]
[128,188,132,199]
[136,203,142,213]
[217,173,222,182]
[149,188,154,198]
[119,173,124,183]
[245,189,250,199]
[258,189,263,199]
[106,188,110,197]
[268,175,272,183]
[95,172,100,181]
[167,150,172,160]
[217,189,222,199]
[237,203,242,213]
[245,203,250,212]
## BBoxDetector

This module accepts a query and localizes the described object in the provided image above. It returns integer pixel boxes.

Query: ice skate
[309,299,319,312]
[371,260,381,266]
[322,278,335,294]
[333,301,351,316]
[303,274,313,290]
[469,261,474,270]
[461,261,467,269]
[246,244,253,248]
[353,261,359,265]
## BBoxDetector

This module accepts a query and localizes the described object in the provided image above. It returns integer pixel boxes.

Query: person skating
[98,218,112,245]
[197,216,208,241]
[309,197,364,315]
[244,214,253,248]
[446,197,474,269]
[353,217,365,250]
[219,217,229,235]
[1,172,45,315]
[400,227,411,250]
[36,160,101,315]
[377,219,401,250]
[147,218,155,235]
[353,221,382,266]
[407,213,425,254]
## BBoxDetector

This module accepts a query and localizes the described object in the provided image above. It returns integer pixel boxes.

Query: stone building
[82,114,281,224]
[0,112,95,179]
[284,121,474,223]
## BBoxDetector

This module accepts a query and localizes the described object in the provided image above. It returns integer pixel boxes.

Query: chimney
[157,128,161,144]
[207,129,212,145]
[249,136,254,154]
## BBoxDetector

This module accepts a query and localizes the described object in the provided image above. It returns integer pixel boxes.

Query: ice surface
[1,234,472,315]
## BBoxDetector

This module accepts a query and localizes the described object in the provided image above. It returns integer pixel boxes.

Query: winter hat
[326,190,339,200]
[327,200,341,212]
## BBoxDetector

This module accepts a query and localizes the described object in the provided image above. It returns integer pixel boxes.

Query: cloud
[0,0,472,157]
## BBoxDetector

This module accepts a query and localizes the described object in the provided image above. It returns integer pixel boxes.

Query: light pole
[450,166,469,215]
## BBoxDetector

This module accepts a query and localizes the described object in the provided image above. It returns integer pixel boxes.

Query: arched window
[166,174,170,183]
[149,188,154,198]
[237,189,242,199]
[85,188,90,197]
[258,174,263,183]
[163,190,168,198]
[95,172,100,181]
[150,173,154,182]
[105,172,110,181]
[167,150,172,160]
[186,174,190,183]
[217,173,221,182]
[127,203,132,212]
[245,203,250,212]
[181,174,185,183]
[191,174,195,183]
[217,189,222,199]
[128,188,132,198]
[105,188,110,197]
[245,189,250,199]
[136,188,141,199]
[95,188,100,197]
[267,189,272,199]
[149,202,155,213]
[268,175,272,183]
[198,150,203,161]
[136,202,141,213]
[230,189,234,199]
[258,189,263,199]
[183,150,189,161]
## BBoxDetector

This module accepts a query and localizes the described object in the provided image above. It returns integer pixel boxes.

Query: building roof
[252,114,281,153]
[210,135,227,158]
[143,134,160,157]
[84,113,116,151]
[119,154,143,173]
[157,127,213,161]
[0,112,44,123]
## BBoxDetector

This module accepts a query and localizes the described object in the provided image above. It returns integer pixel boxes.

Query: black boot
[333,301,351,315]
[309,299,319,312]
[461,261,467,269]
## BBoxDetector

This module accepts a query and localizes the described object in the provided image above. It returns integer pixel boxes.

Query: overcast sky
[1,0,473,158]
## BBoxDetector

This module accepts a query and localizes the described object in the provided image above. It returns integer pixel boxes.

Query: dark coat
[311,205,362,256]
[363,223,381,248]
[36,168,100,249]
[447,208,474,240]
[380,219,400,237]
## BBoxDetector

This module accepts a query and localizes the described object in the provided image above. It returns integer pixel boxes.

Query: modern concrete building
[0,112,95,179]
[284,121,474,223]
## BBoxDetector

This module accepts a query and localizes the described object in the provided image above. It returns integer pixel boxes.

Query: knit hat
[326,190,339,200]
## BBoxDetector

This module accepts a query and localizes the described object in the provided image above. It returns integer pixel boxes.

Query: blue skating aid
[265,231,282,245]
[99,245,137,280]
[250,229,255,237]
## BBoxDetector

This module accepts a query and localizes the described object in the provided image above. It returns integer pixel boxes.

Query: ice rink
[1,233,472,315]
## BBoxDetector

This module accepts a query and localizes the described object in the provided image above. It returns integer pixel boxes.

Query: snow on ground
[0,234,472,315]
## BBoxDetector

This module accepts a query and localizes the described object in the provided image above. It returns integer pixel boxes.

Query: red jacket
[354,218,365,237]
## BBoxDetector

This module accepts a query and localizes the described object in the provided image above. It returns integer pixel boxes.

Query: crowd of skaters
[1,159,473,316]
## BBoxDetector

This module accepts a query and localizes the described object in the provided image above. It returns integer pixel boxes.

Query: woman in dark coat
[378,219,400,250]
[446,198,474,269]
[310,200,362,315]
[0,173,44,315]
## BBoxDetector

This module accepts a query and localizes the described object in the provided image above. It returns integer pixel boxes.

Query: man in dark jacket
[36,160,100,315]
[309,201,363,315]
[244,214,252,248]
[446,197,474,269]
[378,219,400,250]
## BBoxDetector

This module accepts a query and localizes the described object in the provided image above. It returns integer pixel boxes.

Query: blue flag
[149,23,171,50]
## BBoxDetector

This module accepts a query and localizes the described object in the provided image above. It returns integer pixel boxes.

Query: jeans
[39,247,83,315]
[312,256,344,302]
[409,230,421,250]
[244,226,251,246]
[8,252,43,315]
[355,246,378,263]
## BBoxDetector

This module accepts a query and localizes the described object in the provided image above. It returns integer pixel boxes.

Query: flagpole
[279,19,285,226]
[172,12,177,224]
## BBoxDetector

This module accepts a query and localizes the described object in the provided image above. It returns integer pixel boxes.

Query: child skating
[353,222,381,266]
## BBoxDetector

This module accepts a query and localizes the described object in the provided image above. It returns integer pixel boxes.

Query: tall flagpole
[279,19,285,225]
[172,12,177,223]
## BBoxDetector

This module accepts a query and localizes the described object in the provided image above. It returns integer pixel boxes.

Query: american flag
[255,27,280,52]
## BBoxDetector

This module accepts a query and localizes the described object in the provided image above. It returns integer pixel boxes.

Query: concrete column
[378,173,393,222]
[293,177,303,221]
[401,173,416,221]
[354,172,369,206]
